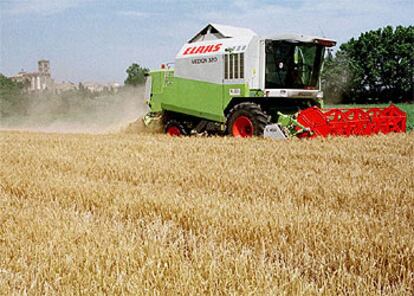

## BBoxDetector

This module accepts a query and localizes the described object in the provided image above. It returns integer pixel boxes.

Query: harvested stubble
[0,131,413,295]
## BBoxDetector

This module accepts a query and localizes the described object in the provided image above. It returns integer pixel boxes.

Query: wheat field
[0,131,413,295]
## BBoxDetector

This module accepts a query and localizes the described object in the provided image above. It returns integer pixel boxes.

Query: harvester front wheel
[227,102,268,137]
[165,120,187,136]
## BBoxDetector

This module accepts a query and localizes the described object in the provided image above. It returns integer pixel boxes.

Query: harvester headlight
[316,91,323,99]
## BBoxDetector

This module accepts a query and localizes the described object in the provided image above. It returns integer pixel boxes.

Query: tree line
[321,25,414,104]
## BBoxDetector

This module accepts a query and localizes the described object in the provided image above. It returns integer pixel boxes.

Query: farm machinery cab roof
[144,23,406,138]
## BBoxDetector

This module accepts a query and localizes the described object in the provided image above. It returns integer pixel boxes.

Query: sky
[0,0,413,83]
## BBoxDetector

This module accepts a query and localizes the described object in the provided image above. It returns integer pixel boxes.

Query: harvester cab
[144,23,406,138]
[263,35,335,99]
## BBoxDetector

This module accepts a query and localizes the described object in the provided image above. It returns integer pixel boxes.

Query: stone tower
[38,60,51,77]
[37,60,53,91]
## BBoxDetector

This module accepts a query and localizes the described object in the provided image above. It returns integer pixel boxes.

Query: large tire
[164,120,188,136]
[227,102,269,137]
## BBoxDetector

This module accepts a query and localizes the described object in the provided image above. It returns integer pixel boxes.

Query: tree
[0,74,27,117]
[322,25,414,103]
[124,63,149,86]
[0,74,23,96]
[321,51,357,104]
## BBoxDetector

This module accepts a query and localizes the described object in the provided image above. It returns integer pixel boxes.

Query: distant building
[54,81,78,94]
[10,60,122,95]
[82,82,106,93]
[82,82,122,93]
[11,60,54,92]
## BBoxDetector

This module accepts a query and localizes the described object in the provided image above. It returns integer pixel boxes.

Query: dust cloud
[0,86,149,134]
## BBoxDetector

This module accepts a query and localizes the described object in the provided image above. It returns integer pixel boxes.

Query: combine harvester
[143,24,406,138]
